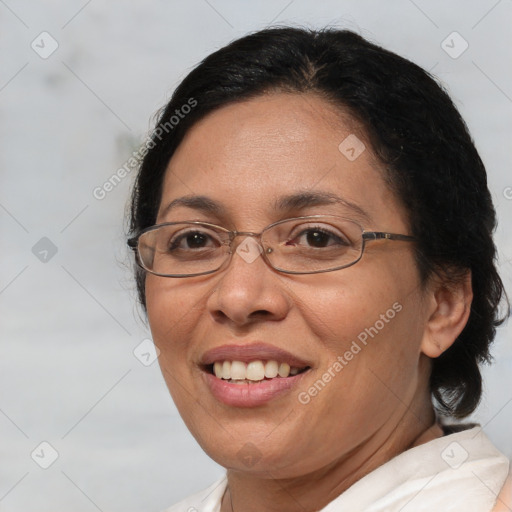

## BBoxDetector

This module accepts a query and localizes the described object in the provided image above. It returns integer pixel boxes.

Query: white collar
[165,426,509,512]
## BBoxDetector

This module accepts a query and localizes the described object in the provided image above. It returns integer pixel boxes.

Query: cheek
[145,277,201,360]
[145,279,205,414]
[296,270,404,354]
[296,268,424,406]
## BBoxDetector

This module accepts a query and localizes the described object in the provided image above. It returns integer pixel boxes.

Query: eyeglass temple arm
[363,232,416,242]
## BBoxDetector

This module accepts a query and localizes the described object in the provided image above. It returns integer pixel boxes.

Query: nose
[206,236,291,327]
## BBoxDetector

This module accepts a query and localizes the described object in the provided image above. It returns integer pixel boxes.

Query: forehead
[158,93,406,230]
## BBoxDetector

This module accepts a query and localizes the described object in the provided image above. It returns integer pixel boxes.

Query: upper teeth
[213,360,302,381]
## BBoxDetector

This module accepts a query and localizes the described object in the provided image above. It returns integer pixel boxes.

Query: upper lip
[200,342,311,368]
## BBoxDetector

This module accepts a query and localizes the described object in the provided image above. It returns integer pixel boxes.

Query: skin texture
[492,469,512,511]
[144,93,473,512]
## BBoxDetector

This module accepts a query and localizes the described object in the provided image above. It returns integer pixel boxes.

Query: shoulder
[322,425,510,512]
[161,476,227,512]
[491,468,512,511]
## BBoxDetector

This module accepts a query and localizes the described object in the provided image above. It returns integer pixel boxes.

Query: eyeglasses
[127,215,416,278]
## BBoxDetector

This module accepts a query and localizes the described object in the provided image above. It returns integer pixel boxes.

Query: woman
[127,27,511,511]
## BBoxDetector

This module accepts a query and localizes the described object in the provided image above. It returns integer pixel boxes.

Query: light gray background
[1,1,511,511]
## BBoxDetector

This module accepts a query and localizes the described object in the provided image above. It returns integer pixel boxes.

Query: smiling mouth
[204,360,310,384]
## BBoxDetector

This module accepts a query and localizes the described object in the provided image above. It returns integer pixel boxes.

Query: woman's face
[145,93,433,477]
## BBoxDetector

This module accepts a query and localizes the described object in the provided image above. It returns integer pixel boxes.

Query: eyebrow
[160,191,373,223]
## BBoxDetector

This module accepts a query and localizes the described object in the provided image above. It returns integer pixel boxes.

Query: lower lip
[202,370,309,407]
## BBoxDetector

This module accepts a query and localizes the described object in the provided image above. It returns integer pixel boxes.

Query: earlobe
[420,271,473,359]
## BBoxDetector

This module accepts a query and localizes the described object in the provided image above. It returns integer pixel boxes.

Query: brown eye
[286,226,350,249]
[169,231,216,251]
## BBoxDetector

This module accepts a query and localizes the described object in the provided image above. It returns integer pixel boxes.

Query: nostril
[250,310,272,318]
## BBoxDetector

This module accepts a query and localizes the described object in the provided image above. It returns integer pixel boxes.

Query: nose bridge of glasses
[226,230,268,256]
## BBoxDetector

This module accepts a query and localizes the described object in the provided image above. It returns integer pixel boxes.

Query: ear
[420,270,473,358]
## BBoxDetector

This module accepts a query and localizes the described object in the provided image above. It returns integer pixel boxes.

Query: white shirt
[164,426,510,512]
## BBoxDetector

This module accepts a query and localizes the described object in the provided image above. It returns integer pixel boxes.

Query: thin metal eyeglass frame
[127,215,417,278]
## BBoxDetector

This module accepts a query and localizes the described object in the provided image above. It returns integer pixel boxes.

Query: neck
[221,391,442,512]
